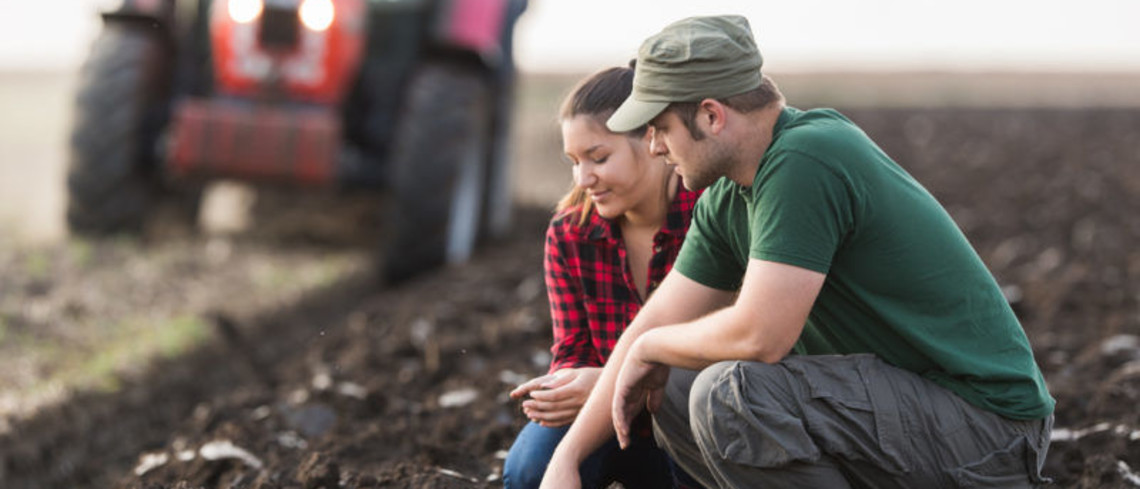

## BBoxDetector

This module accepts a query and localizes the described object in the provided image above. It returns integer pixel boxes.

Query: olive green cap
[607,15,763,132]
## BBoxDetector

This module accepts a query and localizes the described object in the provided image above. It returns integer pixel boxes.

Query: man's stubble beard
[680,139,736,191]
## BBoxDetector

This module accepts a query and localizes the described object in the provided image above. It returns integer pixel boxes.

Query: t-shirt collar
[738,106,800,202]
[773,106,797,138]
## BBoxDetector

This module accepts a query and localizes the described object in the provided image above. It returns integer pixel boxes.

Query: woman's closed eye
[582,145,608,165]
[563,154,608,166]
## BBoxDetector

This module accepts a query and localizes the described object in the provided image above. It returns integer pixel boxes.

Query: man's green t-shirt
[674,107,1054,420]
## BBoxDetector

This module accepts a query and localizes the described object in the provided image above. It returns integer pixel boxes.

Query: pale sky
[2,0,1139,72]
[514,0,1140,72]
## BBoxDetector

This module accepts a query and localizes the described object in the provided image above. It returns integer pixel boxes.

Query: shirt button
[653,244,663,253]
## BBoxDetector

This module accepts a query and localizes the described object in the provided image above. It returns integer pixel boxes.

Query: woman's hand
[509,367,603,427]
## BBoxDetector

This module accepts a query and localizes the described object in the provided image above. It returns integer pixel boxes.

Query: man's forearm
[543,271,736,480]
[637,304,796,369]
[548,319,645,463]
[636,260,825,369]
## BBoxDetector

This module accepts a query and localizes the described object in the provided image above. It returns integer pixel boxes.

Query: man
[539,14,1054,489]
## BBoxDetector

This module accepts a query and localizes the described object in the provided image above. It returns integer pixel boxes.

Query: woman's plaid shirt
[544,185,700,373]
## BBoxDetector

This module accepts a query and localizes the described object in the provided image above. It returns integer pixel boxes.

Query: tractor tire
[381,63,491,283]
[479,93,514,243]
[66,25,168,235]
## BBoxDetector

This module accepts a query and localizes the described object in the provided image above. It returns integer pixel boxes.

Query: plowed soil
[2,106,1138,489]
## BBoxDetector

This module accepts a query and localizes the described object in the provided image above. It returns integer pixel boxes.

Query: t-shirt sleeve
[751,150,854,274]
[674,190,745,290]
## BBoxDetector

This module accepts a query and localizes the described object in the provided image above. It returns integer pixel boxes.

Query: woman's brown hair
[555,62,648,226]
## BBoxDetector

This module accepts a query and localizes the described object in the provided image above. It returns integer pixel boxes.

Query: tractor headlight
[299,0,335,32]
[228,0,264,23]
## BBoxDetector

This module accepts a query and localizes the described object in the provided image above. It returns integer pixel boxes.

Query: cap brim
[606,98,669,133]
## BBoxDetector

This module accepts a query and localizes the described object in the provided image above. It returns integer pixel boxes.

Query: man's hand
[533,274,735,487]
[612,339,670,449]
[510,367,602,427]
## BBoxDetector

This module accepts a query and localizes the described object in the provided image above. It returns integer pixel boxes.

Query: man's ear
[699,99,728,135]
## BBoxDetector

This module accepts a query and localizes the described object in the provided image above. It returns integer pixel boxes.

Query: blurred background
[2,0,1139,242]
[1,1,1138,487]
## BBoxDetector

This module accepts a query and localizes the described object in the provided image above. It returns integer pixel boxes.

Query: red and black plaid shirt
[544,184,701,373]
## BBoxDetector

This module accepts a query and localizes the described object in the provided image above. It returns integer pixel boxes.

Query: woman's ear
[641,126,655,145]
[632,127,654,154]
[633,127,652,153]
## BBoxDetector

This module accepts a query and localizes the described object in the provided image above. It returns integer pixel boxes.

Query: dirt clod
[297,452,339,489]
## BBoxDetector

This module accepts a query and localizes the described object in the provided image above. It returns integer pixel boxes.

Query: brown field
[1,70,1139,488]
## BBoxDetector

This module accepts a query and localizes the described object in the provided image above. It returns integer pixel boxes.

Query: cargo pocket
[706,362,822,469]
[792,354,912,475]
[951,436,1036,488]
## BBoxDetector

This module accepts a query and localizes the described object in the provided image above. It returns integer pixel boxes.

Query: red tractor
[67,0,527,282]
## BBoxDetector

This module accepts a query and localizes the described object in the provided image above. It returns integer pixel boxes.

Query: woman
[503,64,701,489]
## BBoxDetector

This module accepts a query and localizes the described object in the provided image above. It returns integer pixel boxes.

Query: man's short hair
[666,74,784,140]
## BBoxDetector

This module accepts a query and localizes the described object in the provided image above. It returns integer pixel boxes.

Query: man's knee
[687,361,741,440]
[687,360,816,468]
[689,360,797,417]
[652,368,700,456]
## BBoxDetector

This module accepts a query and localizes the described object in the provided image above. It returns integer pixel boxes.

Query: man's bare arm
[540,270,735,488]
[611,259,826,447]
[636,259,826,369]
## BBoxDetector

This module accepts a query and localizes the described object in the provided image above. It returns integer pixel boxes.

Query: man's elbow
[736,333,792,364]
[746,346,790,364]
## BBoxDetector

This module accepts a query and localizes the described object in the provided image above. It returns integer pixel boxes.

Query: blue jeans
[503,420,679,489]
